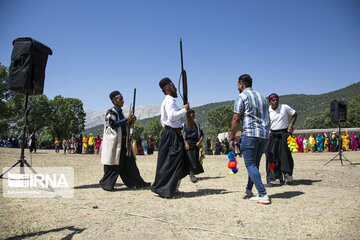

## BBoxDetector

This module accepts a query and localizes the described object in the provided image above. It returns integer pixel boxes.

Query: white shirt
[160,95,186,128]
[269,104,296,130]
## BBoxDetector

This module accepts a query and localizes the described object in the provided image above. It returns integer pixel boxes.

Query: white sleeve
[284,104,296,116]
[165,98,186,122]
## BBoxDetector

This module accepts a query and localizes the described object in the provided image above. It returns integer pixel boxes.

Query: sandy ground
[0,147,359,240]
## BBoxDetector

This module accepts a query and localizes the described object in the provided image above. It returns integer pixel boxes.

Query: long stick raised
[180,38,188,105]
[179,38,194,129]
[127,88,136,157]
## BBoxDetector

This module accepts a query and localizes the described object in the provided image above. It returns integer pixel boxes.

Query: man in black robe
[150,78,190,198]
[99,90,150,191]
[183,110,204,183]
[266,93,297,185]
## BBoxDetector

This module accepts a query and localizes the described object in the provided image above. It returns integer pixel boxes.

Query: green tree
[48,95,85,139]
[4,92,26,135]
[307,96,360,129]
[27,95,52,137]
[306,109,337,129]
[206,105,234,139]
[345,96,360,128]
[133,120,144,141]
[0,63,11,136]
[143,118,162,149]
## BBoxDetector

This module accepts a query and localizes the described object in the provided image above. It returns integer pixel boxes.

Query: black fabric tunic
[265,129,294,183]
[150,128,190,198]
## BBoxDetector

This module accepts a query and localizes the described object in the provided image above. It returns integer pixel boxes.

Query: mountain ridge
[84,81,360,136]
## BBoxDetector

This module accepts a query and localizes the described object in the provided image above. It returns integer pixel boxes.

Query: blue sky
[1,0,359,110]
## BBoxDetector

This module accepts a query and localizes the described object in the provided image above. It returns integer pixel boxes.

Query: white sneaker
[243,189,254,199]
[250,194,271,204]
[270,179,281,185]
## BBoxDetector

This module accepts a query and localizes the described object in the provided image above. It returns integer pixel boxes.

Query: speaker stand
[324,123,353,166]
[1,94,43,179]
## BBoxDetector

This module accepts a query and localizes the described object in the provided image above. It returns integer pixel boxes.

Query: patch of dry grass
[0,148,359,239]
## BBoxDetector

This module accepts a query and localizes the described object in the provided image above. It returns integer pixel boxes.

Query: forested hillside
[84,82,360,136]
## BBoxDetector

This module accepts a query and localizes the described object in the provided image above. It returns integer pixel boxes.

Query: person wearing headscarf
[266,93,297,185]
[350,133,358,151]
[82,134,88,154]
[150,77,190,198]
[309,135,316,152]
[316,134,324,152]
[296,135,304,152]
[88,133,95,154]
[94,135,102,155]
[99,90,150,191]
[342,132,350,151]
[147,136,154,155]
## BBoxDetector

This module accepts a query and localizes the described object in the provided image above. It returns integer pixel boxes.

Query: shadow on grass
[196,176,225,181]
[5,226,86,240]
[175,188,234,199]
[74,183,123,189]
[270,191,304,199]
[290,179,322,186]
[266,179,321,188]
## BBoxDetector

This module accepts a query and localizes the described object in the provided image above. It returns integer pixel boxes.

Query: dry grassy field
[0,147,359,240]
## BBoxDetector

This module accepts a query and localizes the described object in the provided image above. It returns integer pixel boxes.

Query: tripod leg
[0,160,21,178]
[340,153,354,165]
[21,161,55,192]
[324,152,340,166]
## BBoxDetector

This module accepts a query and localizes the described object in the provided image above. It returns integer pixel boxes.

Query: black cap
[159,77,172,89]
[109,91,121,101]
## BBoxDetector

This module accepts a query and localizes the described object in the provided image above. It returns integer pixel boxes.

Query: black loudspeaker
[330,100,347,122]
[7,37,53,95]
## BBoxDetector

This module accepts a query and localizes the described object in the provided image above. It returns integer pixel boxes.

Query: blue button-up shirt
[233,88,269,139]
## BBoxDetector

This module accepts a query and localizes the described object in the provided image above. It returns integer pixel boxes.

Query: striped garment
[233,87,269,139]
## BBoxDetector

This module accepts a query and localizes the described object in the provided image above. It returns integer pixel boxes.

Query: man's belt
[270,128,288,133]
[164,125,182,135]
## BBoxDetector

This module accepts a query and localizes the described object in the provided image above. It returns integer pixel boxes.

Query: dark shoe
[190,175,198,183]
[284,173,293,184]
[189,172,198,183]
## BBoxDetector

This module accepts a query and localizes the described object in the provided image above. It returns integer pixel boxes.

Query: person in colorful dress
[296,135,304,152]
[83,134,89,154]
[94,135,102,155]
[324,133,330,152]
[329,133,338,152]
[308,135,316,152]
[316,134,324,152]
[342,132,350,151]
[88,133,95,154]
[54,138,61,153]
[350,133,358,151]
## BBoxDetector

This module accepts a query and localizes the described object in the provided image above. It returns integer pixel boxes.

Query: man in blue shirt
[229,74,270,204]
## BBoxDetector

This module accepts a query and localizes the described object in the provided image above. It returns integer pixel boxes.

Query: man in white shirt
[266,93,297,185]
[150,77,190,198]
